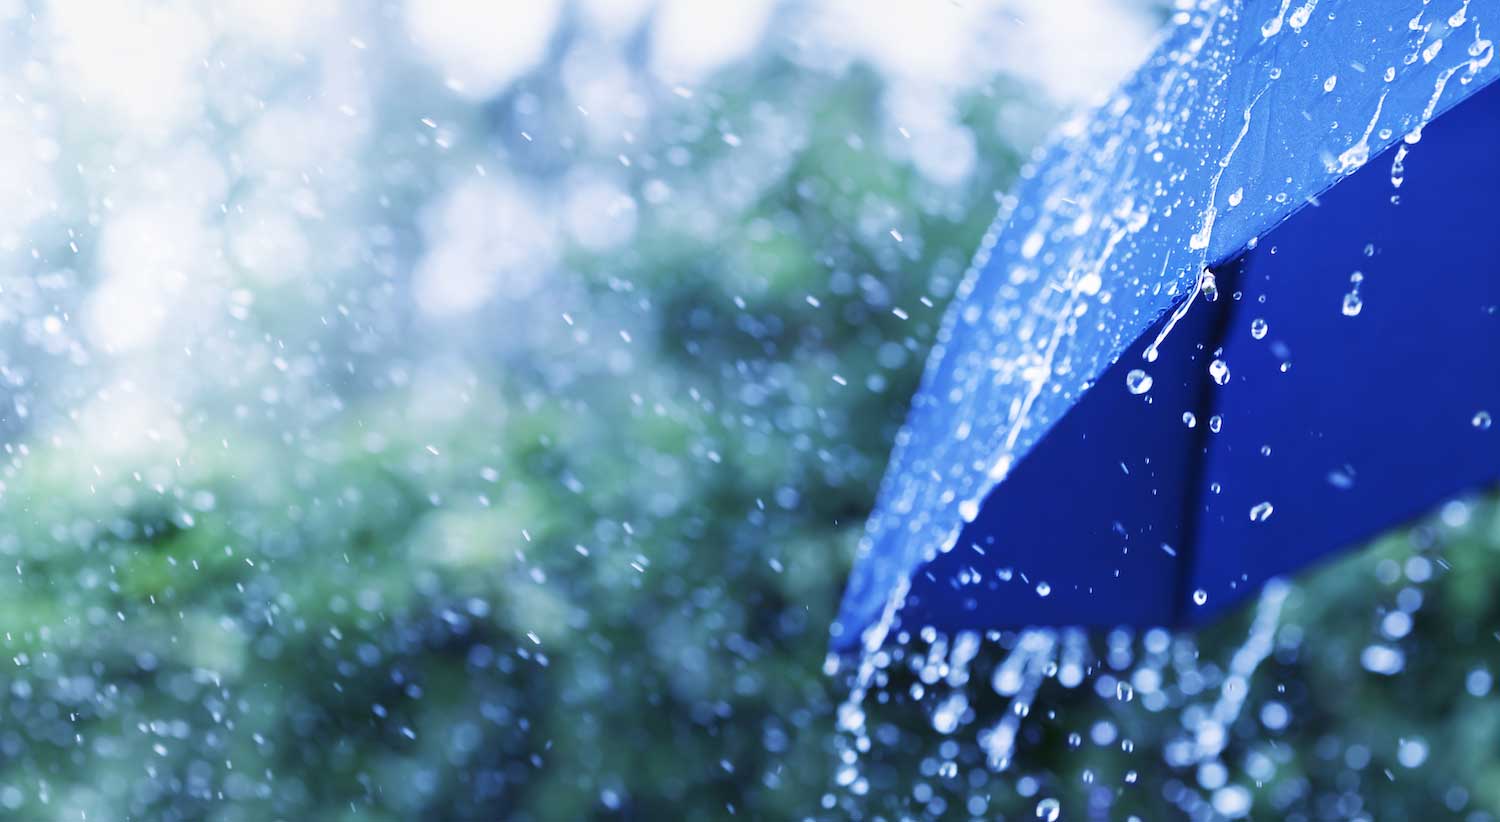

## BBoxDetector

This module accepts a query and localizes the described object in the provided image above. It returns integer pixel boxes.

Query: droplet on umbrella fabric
[1343,271,1365,315]
[1125,369,1153,395]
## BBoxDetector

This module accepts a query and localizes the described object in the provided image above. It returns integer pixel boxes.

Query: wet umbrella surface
[835,0,1500,653]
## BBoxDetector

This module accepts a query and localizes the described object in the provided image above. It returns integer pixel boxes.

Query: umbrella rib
[1167,262,1238,627]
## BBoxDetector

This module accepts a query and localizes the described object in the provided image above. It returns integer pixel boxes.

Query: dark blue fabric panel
[896,290,1221,631]
[1186,77,1500,623]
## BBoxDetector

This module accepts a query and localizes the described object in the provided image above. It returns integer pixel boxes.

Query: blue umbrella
[833,0,1500,653]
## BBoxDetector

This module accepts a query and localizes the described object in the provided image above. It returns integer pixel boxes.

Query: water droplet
[1250,318,1268,339]
[1209,359,1231,385]
[988,454,1014,481]
[958,498,981,523]
[931,693,968,734]
[1249,501,1275,522]
[1323,75,1338,92]
[1182,411,1197,428]
[1125,369,1153,395]
[1193,589,1208,606]
[1036,798,1061,821]
[1227,187,1244,207]
[1474,411,1493,430]
[1342,272,1364,316]
[1200,270,1219,302]
[1035,581,1052,598]
[1116,681,1134,702]
[1209,415,1223,433]
[1020,232,1044,259]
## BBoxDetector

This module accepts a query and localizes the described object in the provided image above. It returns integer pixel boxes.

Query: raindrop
[1193,589,1208,606]
[1182,411,1197,428]
[1200,270,1219,302]
[1250,318,1268,339]
[959,498,981,522]
[1116,681,1134,702]
[1323,75,1338,92]
[1035,798,1061,821]
[1125,369,1153,395]
[1209,415,1223,433]
[1342,272,1364,316]
[1474,411,1493,430]
[1249,501,1275,522]
[1035,581,1052,598]
[1209,359,1231,385]
[931,694,968,734]
[1227,187,1244,207]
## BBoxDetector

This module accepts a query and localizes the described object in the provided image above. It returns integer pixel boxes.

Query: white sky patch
[884,87,977,186]
[0,104,57,249]
[649,0,777,82]
[814,0,1153,105]
[564,175,640,253]
[562,44,652,140]
[228,205,309,286]
[998,0,1158,105]
[413,178,558,317]
[405,0,563,100]
[71,377,188,464]
[46,0,211,134]
[217,0,339,52]
[578,0,654,39]
[86,202,211,353]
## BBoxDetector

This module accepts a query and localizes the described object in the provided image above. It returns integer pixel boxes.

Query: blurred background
[0,1,1496,819]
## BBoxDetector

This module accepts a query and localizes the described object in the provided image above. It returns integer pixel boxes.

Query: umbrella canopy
[833,0,1500,653]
